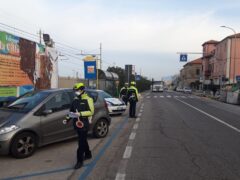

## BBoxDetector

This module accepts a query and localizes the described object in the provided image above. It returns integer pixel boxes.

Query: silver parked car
[0,89,111,158]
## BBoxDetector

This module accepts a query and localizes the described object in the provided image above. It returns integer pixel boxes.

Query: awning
[98,69,119,81]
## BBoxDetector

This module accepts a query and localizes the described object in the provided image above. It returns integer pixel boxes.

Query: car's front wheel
[93,119,109,138]
[11,132,37,158]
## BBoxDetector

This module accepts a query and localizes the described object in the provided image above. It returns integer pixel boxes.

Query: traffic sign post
[135,75,141,81]
[180,54,187,62]
[236,75,240,82]
[235,76,240,91]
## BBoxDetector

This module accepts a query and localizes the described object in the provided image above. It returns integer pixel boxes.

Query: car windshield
[4,91,50,112]
[99,91,112,99]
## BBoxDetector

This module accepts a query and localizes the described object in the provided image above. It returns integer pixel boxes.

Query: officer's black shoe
[84,152,92,160]
[74,161,83,169]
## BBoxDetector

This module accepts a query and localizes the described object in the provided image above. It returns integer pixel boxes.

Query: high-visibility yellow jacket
[127,86,139,102]
[70,93,94,117]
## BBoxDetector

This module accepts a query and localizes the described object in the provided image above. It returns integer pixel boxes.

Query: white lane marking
[160,96,164,98]
[174,96,179,98]
[123,146,132,159]
[115,173,126,180]
[133,123,139,129]
[154,96,157,98]
[129,132,136,140]
[138,113,142,116]
[167,95,171,98]
[176,98,240,133]
[140,109,143,113]
[136,117,140,122]
[146,96,150,98]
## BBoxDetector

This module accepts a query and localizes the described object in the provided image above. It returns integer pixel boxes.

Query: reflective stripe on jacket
[127,86,139,102]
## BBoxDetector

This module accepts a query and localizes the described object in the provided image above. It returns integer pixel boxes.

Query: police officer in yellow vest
[119,83,128,105]
[63,83,94,169]
[127,81,139,118]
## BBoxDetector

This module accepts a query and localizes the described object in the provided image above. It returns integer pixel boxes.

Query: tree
[107,66,152,92]
[135,76,152,92]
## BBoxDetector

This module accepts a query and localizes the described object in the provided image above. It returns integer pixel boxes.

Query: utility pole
[38,29,42,44]
[100,43,102,70]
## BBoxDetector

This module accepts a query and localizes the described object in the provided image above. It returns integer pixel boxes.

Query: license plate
[117,107,123,110]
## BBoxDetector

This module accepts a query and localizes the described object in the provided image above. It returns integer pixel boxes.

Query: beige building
[58,77,86,88]
[180,58,202,89]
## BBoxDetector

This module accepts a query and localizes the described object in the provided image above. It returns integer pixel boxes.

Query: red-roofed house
[215,33,240,85]
[201,33,240,92]
[180,58,202,89]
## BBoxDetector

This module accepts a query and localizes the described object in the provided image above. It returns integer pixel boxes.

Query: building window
[196,69,200,75]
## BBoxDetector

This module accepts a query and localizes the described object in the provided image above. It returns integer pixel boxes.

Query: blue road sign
[236,75,240,82]
[84,61,97,79]
[180,54,187,62]
[135,75,141,81]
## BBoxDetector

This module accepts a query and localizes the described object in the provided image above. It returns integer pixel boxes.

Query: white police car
[100,91,127,115]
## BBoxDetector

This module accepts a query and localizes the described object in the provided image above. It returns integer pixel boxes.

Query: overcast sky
[0,0,240,80]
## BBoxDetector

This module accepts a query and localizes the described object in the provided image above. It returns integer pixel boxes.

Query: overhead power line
[0,21,116,69]
[0,22,38,38]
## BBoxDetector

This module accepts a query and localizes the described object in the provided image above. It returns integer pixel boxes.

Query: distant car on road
[176,87,184,92]
[183,87,192,94]
[0,89,111,158]
[100,91,127,115]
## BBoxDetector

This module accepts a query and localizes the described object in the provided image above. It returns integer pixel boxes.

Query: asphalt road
[1,91,240,180]
[86,91,240,180]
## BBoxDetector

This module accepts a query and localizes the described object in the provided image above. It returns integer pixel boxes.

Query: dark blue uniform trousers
[129,101,137,117]
[75,120,91,162]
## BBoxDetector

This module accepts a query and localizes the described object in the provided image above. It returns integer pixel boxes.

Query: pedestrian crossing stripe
[144,95,195,99]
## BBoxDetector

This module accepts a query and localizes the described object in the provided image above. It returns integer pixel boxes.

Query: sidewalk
[192,90,240,105]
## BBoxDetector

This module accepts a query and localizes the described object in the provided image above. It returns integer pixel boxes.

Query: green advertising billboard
[0,31,20,56]
[0,87,17,97]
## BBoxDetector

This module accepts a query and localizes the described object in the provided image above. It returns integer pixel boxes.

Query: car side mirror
[42,109,53,116]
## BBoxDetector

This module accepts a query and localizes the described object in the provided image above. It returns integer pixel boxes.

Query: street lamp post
[220,25,237,84]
